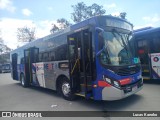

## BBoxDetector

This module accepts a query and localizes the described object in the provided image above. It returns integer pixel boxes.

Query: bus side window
[55,44,68,61]
[20,57,24,64]
[152,37,160,53]
[49,50,55,61]
[69,45,75,60]
[137,39,148,64]
[42,52,49,62]
[34,49,39,63]
[39,53,42,62]
[98,32,104,50]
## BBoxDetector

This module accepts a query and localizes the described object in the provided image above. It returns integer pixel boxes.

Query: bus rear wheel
[60,77,75,101]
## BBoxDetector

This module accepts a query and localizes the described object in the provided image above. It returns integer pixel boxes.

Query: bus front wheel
[60,77,75,101]
[20,74,29,87]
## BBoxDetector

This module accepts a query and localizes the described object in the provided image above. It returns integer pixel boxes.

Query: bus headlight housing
[105,77,111,84]
[103,75,121,89]
[113,81,119,87]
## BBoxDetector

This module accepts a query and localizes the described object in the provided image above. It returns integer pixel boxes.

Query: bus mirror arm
[95,27,104,32]
[96,47,105,57]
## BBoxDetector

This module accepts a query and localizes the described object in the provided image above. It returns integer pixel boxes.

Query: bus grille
[116,65,140,76]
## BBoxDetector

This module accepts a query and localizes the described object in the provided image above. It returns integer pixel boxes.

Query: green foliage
[50,18,71,34]
[71,2,87,23]
[50,24,59,34]
[57,18,72,29]
[50,2,106,33]
[71,2,106,23]
[0,38,11,64]
[50,2,128,34]
[0,53,10,64]
[17,27,36,42]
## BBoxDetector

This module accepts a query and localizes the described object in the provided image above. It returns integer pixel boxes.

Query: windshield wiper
[124,31,134,54]
[111,29,125,48]
[111,29,130,58]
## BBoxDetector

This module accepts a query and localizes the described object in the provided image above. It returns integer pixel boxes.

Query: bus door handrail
[71,58,80,75]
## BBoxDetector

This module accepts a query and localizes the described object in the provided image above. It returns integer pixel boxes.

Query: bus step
[75,92,85,97]
[143,76,150,80]
[143,69,149,72]
[142,72,150,76]
[75,91,92,99]
[80,84,92,92]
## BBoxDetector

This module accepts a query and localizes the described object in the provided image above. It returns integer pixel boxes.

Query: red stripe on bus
[98,81,111,87]
[119,78,131,85]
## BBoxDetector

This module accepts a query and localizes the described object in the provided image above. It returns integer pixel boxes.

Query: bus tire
[59,77,75,101]
[20,74,29,87]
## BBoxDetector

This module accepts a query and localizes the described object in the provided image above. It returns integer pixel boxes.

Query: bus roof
[134,27,160,38]
[11,15,132,53]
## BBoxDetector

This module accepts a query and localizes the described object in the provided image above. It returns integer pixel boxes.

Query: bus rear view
[1,63,11,73]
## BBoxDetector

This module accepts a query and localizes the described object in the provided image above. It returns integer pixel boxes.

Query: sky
[0,0,160,49]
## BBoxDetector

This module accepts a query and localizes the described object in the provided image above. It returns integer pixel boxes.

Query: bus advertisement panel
[150,53,160,78]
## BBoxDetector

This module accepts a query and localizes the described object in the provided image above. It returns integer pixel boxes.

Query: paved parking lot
[0,73,159,120]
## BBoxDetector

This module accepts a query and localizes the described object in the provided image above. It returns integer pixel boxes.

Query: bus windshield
[99,29,136,66]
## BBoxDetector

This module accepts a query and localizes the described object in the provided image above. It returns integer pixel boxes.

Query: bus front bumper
[101,81,143,101]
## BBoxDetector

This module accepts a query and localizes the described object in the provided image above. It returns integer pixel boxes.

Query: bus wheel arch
[56,75,75,100]
[20,73,29,88]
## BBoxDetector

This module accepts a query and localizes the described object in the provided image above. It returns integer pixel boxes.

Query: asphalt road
[0,73,159,120]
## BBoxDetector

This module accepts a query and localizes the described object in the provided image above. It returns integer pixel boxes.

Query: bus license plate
[132,86,137,91]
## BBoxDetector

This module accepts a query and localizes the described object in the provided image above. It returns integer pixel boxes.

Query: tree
[0,30,3,54]
[71,2,87,23]
[0,55,7,64]
[50,18,71,34]
[0,38,11,64]
[0,38,4,54]
[50,2,106,33]
[0,38,11,54]
[71,2,106,23]
[50,24,59,34]
[17,27,36,42]
[85,3,106,19]
[57,18,71,29]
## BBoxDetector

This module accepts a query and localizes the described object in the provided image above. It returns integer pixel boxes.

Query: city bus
[1,63,11,73]
[10,15,143,101]
[133,27,160,80]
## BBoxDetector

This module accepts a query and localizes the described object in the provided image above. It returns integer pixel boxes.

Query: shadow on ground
[9,82,144,111]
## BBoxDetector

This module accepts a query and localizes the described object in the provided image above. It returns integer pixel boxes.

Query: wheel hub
[21,76,25,86]
[62,82,70,96]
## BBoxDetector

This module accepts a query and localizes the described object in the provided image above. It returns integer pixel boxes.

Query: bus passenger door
[80,29,93,98]
[24,47,39,85]
[12,53,18,80]
[136,40,151,79]
[68,29,93,99]
[67,34,80,93]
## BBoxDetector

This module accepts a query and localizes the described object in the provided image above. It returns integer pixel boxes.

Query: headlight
[105,78,111,84]
[113,81,120,87]
[103,75,121,89]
